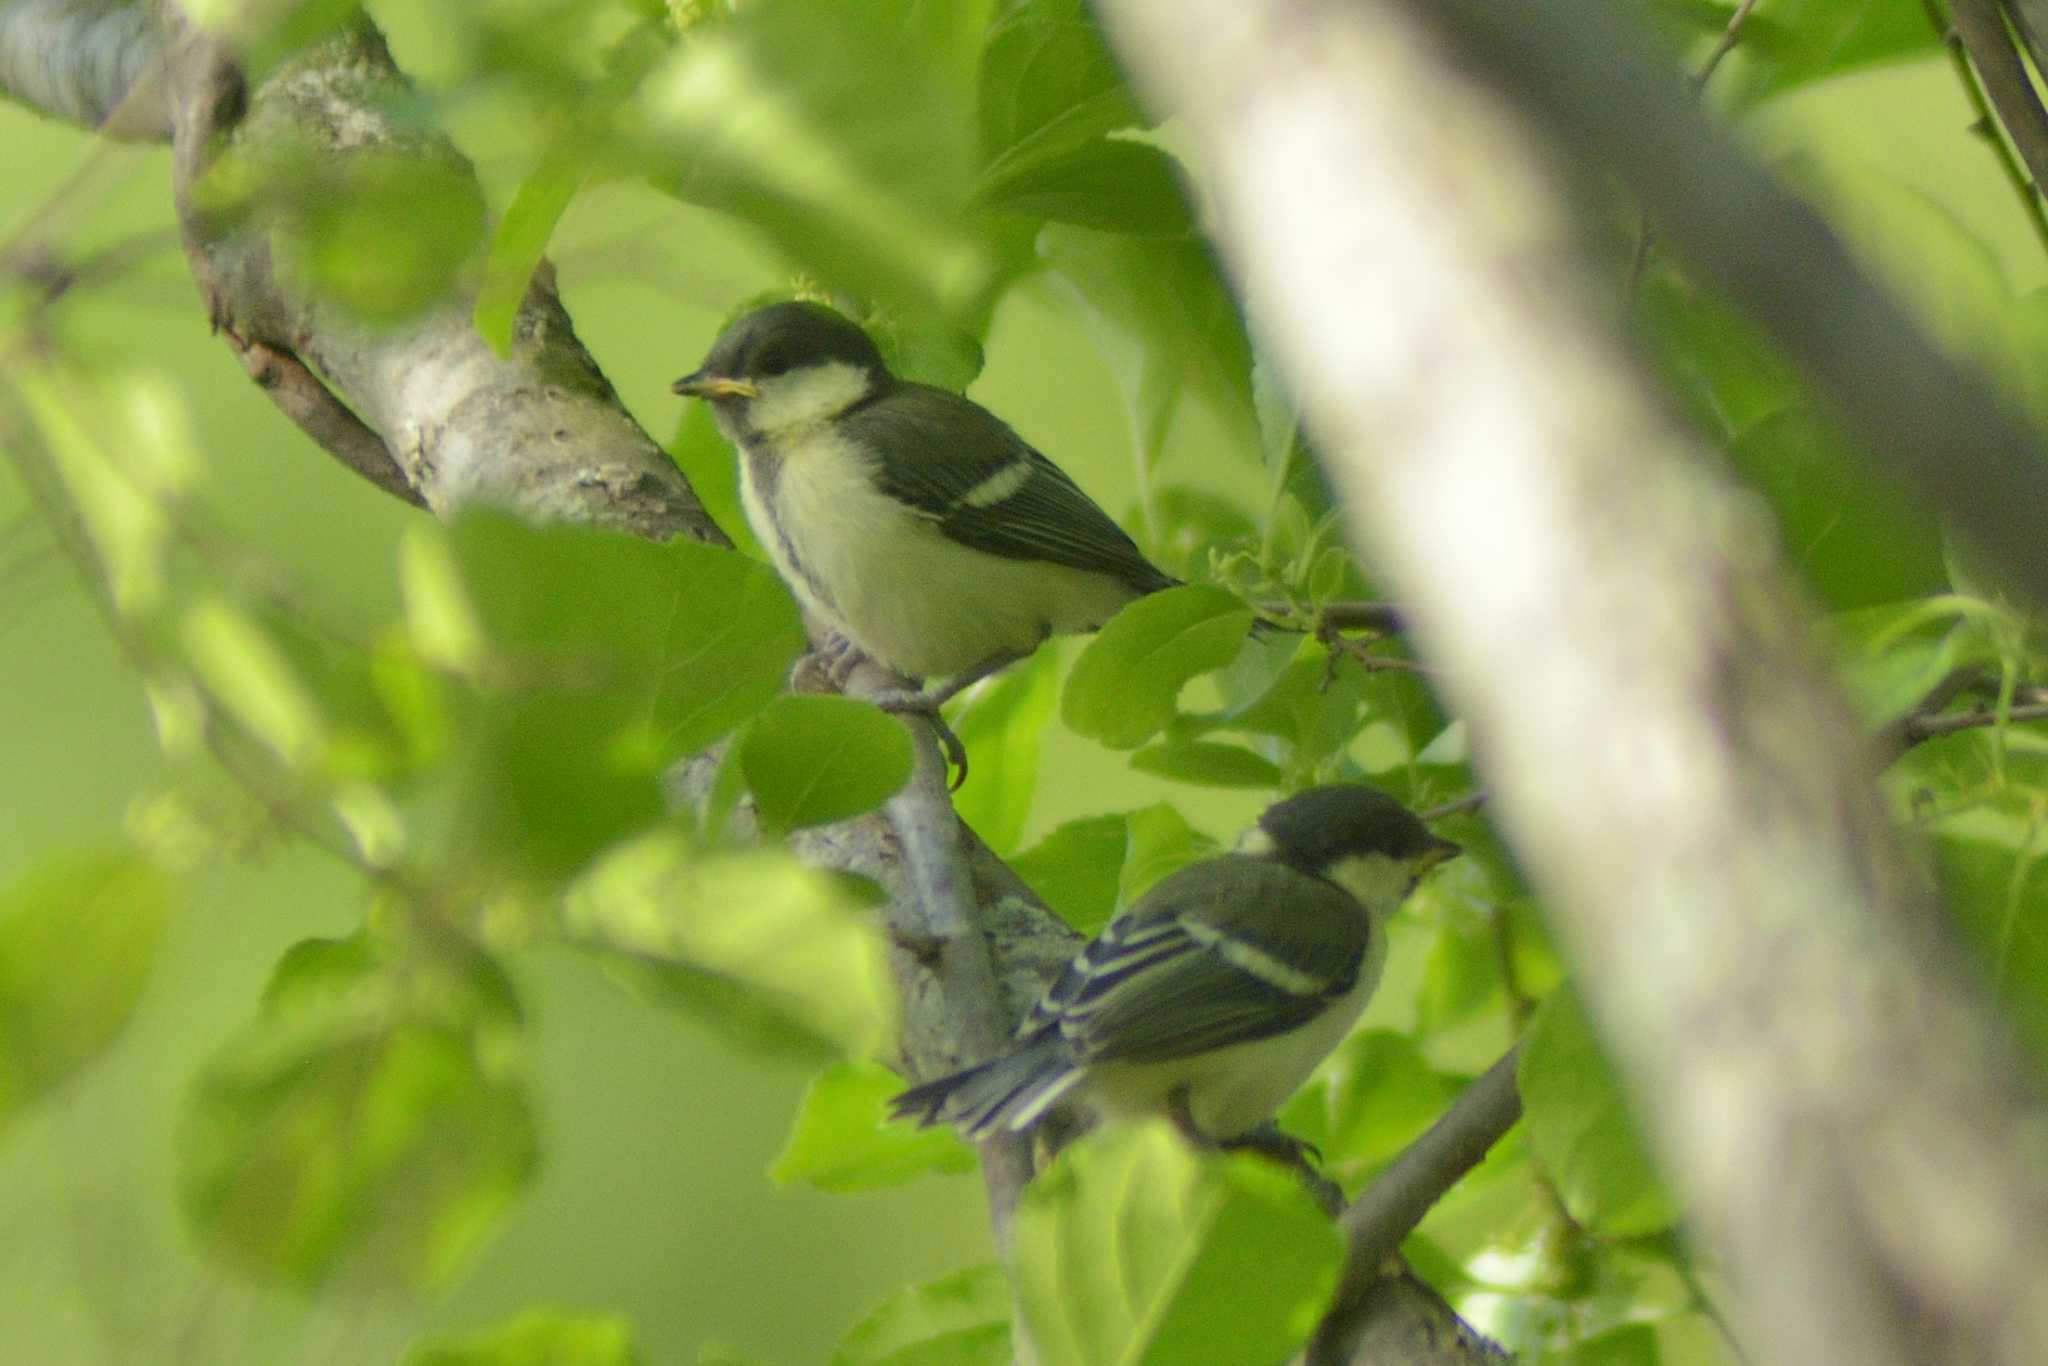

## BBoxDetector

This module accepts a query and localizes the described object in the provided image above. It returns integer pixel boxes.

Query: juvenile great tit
[891,785,1459,1144]
[672,302,1178,698]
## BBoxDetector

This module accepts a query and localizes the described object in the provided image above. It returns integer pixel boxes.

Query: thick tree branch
[1414,0,2048,607]
[1100,3,2048,1366]
[0,0,166,137]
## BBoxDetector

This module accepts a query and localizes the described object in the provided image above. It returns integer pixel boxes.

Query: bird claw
[871,689,970,789]
[1227,1124,1343,1216]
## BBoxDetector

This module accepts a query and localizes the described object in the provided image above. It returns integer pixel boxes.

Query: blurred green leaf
[1728,0,1941,105]
[1559,1323,1662,1365]
[1632,264,1800,441]
[646,0,991,307]
[1011,813,1130,935]
[978,138,1191,236]
[741,695,914,831]
[832,1264,1012,1366]
[1815,166,2008,359]
[1519,992,1676,1238]
[1827,602,1980,726]
[431,512,802,876]
[1928,807,2048,1057]
[406,1308,645,1366]
[1130,739,1282,789]
[1010,1123,1341,1366]
[564,837,896,1057]
[0,851,172,1135]
[949,650,1060,854]
[1726,408,1948,610]
[182,597,330,769]
[474,141,591,356]
[667,398,763,559]
[1117,802,1216,905]
[978,0,1141,173]
[1064,586,1254,749]
[1041,226,1257,464]
[179,934,537,1290]
[770,1060,975,1192]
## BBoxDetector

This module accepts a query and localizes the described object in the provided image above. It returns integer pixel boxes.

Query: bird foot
[871,689,970,790]
[1226,1124,1344,1216]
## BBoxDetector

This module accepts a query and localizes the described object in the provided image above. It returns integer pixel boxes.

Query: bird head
[1243,784,1461,910]
[671,301,890,440]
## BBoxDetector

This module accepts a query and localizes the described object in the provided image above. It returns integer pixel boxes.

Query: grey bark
[1098,2,2048,1365]
[0,0,165,136]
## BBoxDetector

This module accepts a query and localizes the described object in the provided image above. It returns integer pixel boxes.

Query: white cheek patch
[1324,852,1410,909]
[747,361,874,436]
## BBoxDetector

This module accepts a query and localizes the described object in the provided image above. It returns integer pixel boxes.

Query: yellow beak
[670,373,761,400]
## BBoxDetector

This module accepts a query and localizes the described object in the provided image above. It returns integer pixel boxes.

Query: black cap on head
[695,300,888,385]
[1257,784,1456,874]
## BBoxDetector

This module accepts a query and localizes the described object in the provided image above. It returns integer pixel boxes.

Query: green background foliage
[3,1,2048,1363]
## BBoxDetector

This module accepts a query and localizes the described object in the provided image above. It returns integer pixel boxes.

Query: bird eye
[754,343,793,377]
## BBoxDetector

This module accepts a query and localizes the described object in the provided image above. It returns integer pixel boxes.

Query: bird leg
[869,690,971,790]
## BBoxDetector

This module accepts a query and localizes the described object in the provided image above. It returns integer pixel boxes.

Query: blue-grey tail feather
[890,1038,1078,1138]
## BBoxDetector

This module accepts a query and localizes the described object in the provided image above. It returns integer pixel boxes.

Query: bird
[890,785,1459,1145]
[671,301,1178,706]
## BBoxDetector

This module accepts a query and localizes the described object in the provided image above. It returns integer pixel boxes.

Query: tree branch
[1412,0,2048,607]
[1099,3,2048,1366]
[1949,0,2048,222]
[0,0,167,137]
[1935,0,2048,259]
[1306,1046,1522,1366]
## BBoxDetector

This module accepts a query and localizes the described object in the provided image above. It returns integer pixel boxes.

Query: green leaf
[742,695,914,831]
[645,0,992,308]
[1117,803,1217,906]
[474,141,591,356]
[1130,740,1282,789]
[1519,992,1676,1238]
[977,138,1191,236]
[432,512,803,877]
[1827,603,1978,726]
[0,852,172,1134]
[1010,1124,1342,1366]
[182,598,329,769]
[667,399,763,558]
[949,651,1061,855]
[178,935,538,1290]
[1011,814,1130,936]
[833,1264,1012,1366]
[1064,586,1255,749]
[1281,1031,1460,1176]
[1815,167,2009,360]
[1928,808,2048,1058]
[770,1060,976,1192]
[1631,264,1800,441]
[564,837,896,1057]
[1559,1323,1662,1366]
[978,0,1141,172]
[1040,226,1257,464]
[1728,0,1941,105]
[1725,408,1948,610]
[406,1309,645,1366]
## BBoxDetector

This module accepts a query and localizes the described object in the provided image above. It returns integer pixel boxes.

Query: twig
[1306,1045,1523,1364]
[1314,600,1405,634]
[1421,790,1487,822]
[1898,700,2048,744]
[228,337,424,506]
[1950,0,2048,243]
[1927,0,2048,259]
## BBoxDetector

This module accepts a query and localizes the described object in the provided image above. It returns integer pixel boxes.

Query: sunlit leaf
[832,1264,1012,1366]
[1279,1031,1460,1177]
[406,1308,645,1366]
[179,934,538,1290]
[770,1060,975,1192]
[1010,1123,1342,1366]
[741,695,914,831]
[564,836,895,1057]
[475,141,591,356]
[1728,0,1941,105]
[1130,739,1282,789]
[1064,586,1255,749]
[1011,814,1130,936]
[0,851,172,1135]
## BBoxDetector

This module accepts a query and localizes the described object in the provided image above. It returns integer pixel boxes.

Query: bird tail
[890,1037,1081,1138]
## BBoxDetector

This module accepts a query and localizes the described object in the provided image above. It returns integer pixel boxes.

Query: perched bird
[672,301,1177,701]
[892,785,1459,1143]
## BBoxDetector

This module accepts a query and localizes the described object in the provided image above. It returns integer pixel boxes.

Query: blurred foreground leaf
[1063,586,1254,749]
[179,933,537,1289]
[407,1308,645,1366]
[1010,1123,1341,1366]
[833,1263,1012,1366]
[741,695,913,831]
[0,851,172,1135]
[770,1060,975,1192]
[564,836,895,1057]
